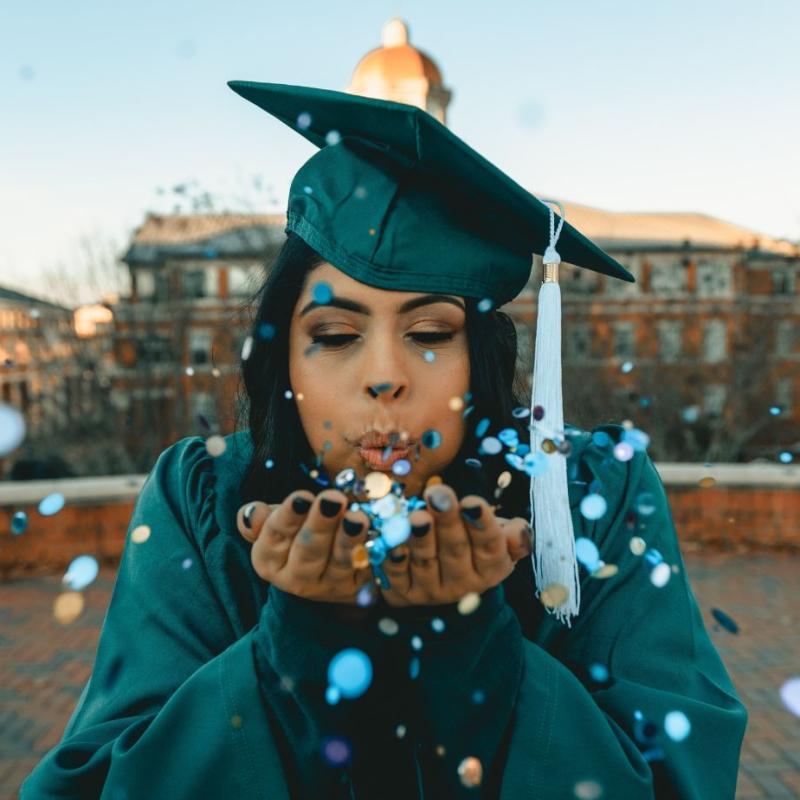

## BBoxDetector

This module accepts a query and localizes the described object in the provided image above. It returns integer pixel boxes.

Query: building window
[775,377,793,412]
[657,320,683,362]
[182,270,206,299]
[566,323,592,361]
[650,261,687,293]
[702,319,728,363]
[776,320,796,356]
[190,391,217,427]
[612,322,635,359]
[228,264,261,296]
[703,384,727,416]
[155,272,169,302]
[561,266,599,295]
[696,260,733,298]
[137,270,155,299]
[604,261,641,296]
[772,266,796,295]
[188,329,213,364]
[138,334,172,363]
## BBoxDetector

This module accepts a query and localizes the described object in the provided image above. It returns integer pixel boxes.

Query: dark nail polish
[411,522,431,537]
[242,503,256,529]
[388,550,407,563]
[343,516,363,536]
[460,511,485,530]
[428,491,452,513]
[320,498,343,518]
[461,504,482,520]
[292,496,312,515]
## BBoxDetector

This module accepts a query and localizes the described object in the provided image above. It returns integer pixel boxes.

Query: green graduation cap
[227,79,636,627]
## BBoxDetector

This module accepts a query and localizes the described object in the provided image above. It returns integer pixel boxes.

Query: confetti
[664,710,691,741]
[780,678,800,717]
[457,756,483,787]
[327,648,372,700]
[54,591,84,624]
[0,403,26,456]
[205,435,226,457]
[131,524,151,544]
[458,592,481,615]
[540,583,569,608]
[62,555,99,591]
[38,493,65,516]
[711,608,739,634]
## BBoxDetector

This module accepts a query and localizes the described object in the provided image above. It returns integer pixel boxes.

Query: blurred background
[1,2,799,797]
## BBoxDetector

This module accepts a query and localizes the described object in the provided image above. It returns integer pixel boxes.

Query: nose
[361,333,409,402]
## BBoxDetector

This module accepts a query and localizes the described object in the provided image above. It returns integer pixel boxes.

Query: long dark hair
[237,231,532,519]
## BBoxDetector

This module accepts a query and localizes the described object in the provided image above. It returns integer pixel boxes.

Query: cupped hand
[379,483,533,607]
[236,489,372,604]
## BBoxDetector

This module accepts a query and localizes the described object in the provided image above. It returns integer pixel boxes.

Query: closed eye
[310,332,455,348]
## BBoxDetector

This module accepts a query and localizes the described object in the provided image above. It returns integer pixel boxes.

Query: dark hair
[237,231,531,518]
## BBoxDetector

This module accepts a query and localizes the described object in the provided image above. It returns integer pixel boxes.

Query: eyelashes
[310,332,455,348]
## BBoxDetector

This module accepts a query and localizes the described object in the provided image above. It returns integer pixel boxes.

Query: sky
[2,0,799,304]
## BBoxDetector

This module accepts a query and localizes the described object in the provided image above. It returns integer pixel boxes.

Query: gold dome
[346,19,452,124]
[351,19,443,86]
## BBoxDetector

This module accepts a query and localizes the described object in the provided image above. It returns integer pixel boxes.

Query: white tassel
[529,200,581,628]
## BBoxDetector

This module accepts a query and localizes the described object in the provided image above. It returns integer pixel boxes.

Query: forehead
[299,262,448,308]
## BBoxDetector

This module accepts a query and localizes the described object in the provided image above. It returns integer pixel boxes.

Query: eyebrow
[299,293,466,318]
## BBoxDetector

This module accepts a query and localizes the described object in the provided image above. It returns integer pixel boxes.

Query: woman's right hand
[236,489,373,604]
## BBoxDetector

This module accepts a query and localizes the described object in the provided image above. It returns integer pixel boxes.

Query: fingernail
[427,491,452,513]
[320,498,343,518]
[460,510,485,530]
[292,496,312,515]
[242,503,256,529]
[343,516,364,536]
[411,522,431,537]
[461,504,482,520]
[388,549,407,563]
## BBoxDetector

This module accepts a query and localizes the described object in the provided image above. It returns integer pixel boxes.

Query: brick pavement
[1,554,798,799]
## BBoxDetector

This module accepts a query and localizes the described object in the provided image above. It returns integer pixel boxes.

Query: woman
[21,84,747,799]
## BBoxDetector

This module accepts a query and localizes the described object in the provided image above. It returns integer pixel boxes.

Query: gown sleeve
[496,435,749,799]
[19,437,292,800]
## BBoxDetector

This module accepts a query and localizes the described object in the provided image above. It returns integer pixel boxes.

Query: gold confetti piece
[296,392,304,401]
[230,714,243,729]
[457,591,481,615]
[205,435,226,457]
[497,470,512,489]
[540,583,569,608]
[542,438,557,454]
[435,745,446,758]
[629,536,646,556]
[448,396,464,412]
[54,591,84,624]
[351,545,369,570]
[698,476,716,488]
[131,524,151,543]
[364,471,392,499]
[457,756,483,787]
[425,475,443,488]
[591,563,619,579]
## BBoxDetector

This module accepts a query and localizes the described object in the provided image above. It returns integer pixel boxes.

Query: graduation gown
[20,425,747,799]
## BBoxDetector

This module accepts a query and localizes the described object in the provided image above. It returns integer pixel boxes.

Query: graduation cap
[227,80,636,626]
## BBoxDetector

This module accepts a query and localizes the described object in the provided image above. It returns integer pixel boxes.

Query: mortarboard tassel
[529,199,581,628]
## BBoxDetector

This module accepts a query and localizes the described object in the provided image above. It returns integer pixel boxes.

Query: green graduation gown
[20,425,747,799]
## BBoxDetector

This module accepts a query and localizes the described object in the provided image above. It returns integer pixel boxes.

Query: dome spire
[381,18,410,48]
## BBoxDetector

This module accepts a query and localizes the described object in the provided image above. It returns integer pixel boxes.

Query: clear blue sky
[2,0,798,302]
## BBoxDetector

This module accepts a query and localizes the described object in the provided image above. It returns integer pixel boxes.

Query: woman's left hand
[379,483,533,607]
